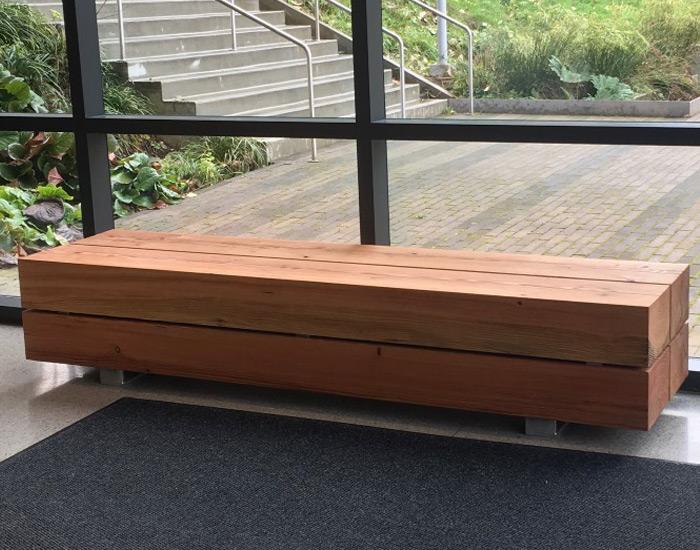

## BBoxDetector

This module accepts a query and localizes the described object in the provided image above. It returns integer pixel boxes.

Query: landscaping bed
[0,2,268,267]
[294,0,700,103]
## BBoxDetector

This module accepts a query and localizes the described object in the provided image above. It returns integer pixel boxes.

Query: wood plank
[649,346,671,428]
[19,244,671,366]
[77,230,691,339]
[22,311,672,430]
[79,229,689,287]
[670,323,689,396]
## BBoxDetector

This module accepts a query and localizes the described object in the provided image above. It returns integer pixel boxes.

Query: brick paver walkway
[3,139,700,354]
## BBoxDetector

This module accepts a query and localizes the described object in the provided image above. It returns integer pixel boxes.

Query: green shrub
[0,64,47,112]
[641,0,700,58]
[160,137,268,192]
[111,152,184,217]
[632,50,700,100]
[0,183,76,258]
[0,0,156,124]
[182,136,269,179]
[0,130,77,193]
[160,151,224,189]
[0,1,68,112]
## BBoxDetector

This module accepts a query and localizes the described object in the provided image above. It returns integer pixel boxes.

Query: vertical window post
[62,0,114,236]
[351,0,390,245]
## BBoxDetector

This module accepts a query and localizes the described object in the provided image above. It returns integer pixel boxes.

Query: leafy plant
[0,130,77,192]
[589,74,637,100]
[0,182,74,260]
[159,136,268,193]
[161,151,223,189]
[111,152,183,217]
[0,1,67,112]
[549,56,638,100]
[0,64,46,113]
[182,136,268,178]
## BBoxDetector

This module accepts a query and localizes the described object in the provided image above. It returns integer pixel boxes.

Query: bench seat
[19,229,690,430]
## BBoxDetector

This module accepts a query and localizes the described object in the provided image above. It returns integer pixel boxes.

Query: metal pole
[314,0,321,41]
[213,0,318,161]
[436,0,448,65]
[116,0,126,60]
[230,1,237,50]
[306,56,318,161]
[405,0,475,114]
[398,37,406,118]
[383,29,406,118]
[468,31,474,115]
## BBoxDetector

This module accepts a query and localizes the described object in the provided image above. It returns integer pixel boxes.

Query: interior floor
[2,323,700,464]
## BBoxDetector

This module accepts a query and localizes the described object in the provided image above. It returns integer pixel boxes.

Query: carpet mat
[1,398,698,550]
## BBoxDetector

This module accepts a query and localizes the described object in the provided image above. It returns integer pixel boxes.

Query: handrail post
[436,0,448,65]
[306,54,318,161]
[404,0,474,115]
[116,0,126,60]
[323,0,406,117]
[383,29,406,118]
[230,0,237,50]
[468,31,474,115]
[398,36,406,118]
[314,0,321,41]
[213,0,318,161]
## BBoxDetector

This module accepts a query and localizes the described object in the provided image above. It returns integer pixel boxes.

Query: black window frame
[1,0,699,390]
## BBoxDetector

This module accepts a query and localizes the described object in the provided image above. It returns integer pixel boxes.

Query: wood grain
[77,230,691,341]
[670,323,689,396]
[22,310,672,430]
[19,243,671,367]
[79,230,689,287]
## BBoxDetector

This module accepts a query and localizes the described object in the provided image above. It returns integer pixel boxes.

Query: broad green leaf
[113,189,137,204]
[35,185,73,202]
[0,132,19,150]
[7,143,26,161]
[134,166,159,191]
[113,198,130,218]
[132,195,156,209]
[111,170,134,185]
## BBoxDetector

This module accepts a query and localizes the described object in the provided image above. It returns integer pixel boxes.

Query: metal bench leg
[525,418,566,437]
[99,368,130,386]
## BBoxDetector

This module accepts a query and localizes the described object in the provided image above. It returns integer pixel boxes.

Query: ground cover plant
[0,2,268,263]
[293,0,700,100]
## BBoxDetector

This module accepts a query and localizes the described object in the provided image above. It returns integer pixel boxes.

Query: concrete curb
[449,97,700,118]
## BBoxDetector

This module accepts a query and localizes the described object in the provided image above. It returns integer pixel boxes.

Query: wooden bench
[19,229,689,431]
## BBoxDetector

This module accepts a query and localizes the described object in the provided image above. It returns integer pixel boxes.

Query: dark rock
[24,200,65,227]
[55,223,83,243]
[0,250,18,268]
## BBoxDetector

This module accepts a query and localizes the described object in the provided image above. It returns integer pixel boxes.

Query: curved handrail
[314,0,406,118]
[404,0,474,115]
[213,0,318,161]
[114,0,318,160]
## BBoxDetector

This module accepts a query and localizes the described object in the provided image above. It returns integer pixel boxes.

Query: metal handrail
[404,0,474,115]
[115,0,126,60]
[313,0,406,118]
[113,0,318,160]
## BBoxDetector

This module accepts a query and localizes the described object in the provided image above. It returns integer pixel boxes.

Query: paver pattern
[3,139,700,354]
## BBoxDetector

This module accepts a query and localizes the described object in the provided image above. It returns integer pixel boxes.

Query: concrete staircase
[22,0,447,159]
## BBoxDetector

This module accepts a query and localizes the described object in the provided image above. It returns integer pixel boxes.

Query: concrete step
[101,25,312,60]
[189,70,398,116]
[139,55,356,98]
[230,82,422,117]
[263,99,449,161]
[118,40,339,80]
[98,11,286,41]
[20,0,260,19]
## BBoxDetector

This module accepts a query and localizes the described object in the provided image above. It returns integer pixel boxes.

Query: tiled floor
[2,323,700,465]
